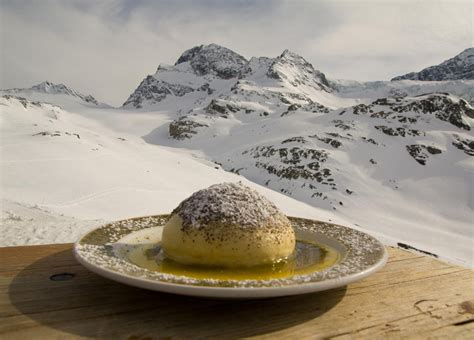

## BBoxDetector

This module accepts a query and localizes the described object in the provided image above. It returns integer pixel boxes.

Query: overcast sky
[1,0,472,106]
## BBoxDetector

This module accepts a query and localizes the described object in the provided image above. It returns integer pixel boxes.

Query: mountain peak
[392,47,474,81]
[38,80,53,86]
[267,49,333,91]
[174,43,248,79]
[175,43,238,64]
[457,47,474,60]
[279,49,303,59]
[1,81,99,105]
[32,81,72,93]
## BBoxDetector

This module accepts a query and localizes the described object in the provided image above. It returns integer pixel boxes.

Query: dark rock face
[175,44,248,79]
[331,119,354,131]
[281,133,348,150]
[361,137,378,145]
[392,48,474,81]
[452,135,474,156]
[344,93,473,130]
[246,144,334,186]
[282,136,307,144]
[281,101,330,116]
[123,76,194,108]
[169,117,208,140]
[308,134,342,148]
[82,95,98,105]
[198,83,214,95]
[396,94,473,128]
[175,46,203,64]
[375,126,424,137]
[33,130,81,139]
[205,99,240,118]
[406,144,442,165]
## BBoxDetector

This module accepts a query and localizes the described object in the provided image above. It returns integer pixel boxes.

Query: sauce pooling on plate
[126,239,339,280]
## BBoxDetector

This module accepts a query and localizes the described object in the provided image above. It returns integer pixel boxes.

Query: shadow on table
[9,248,347,338]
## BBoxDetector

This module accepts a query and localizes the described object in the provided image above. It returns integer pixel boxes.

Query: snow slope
[0,95,347,246]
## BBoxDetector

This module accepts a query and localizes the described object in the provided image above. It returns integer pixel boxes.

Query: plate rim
[73,215,388,298]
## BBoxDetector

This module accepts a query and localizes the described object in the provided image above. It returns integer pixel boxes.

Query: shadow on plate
[9,248,347,338]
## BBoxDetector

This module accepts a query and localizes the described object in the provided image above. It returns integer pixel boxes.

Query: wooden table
[1,244,473,339]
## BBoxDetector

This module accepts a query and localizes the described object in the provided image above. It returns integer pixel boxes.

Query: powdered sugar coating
[172,182,283,230]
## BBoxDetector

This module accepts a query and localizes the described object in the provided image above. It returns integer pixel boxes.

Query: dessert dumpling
[161,182,295,267]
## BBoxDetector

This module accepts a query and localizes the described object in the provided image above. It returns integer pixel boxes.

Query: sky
[0,0,472,106]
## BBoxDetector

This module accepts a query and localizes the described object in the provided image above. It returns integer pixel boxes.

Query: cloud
[309,1,473,80]
[0,0,472,106]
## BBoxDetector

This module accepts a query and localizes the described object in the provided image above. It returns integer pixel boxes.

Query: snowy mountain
[392,48,474,81]
[123,44,341,110]
[261,49,333,92]
[0,81,106,109]
[176,43,248,78]
[123,44,248,108]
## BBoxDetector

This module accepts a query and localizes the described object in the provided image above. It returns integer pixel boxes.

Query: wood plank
[0,244,473,339]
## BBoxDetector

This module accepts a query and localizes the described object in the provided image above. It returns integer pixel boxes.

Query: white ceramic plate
[74,215,387,299]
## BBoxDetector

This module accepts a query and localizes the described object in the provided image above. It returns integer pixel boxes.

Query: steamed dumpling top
[162,182,296,267]
[173,182,283,231]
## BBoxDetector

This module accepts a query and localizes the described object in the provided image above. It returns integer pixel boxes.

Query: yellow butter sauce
[125,240,340,281]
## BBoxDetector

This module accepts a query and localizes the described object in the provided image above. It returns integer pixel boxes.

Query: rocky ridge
[175,43,248,79]
[123,44,334,109]
[1,81,99,105]
[392,48,474,81]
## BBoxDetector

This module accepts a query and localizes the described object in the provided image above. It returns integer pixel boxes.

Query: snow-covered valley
[1,95,346,246]
[1,45,473,267]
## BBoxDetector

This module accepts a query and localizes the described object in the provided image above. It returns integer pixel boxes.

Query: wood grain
[0,244,473,339]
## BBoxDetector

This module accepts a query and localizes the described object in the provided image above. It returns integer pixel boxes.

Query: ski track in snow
[41,187,189,208]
